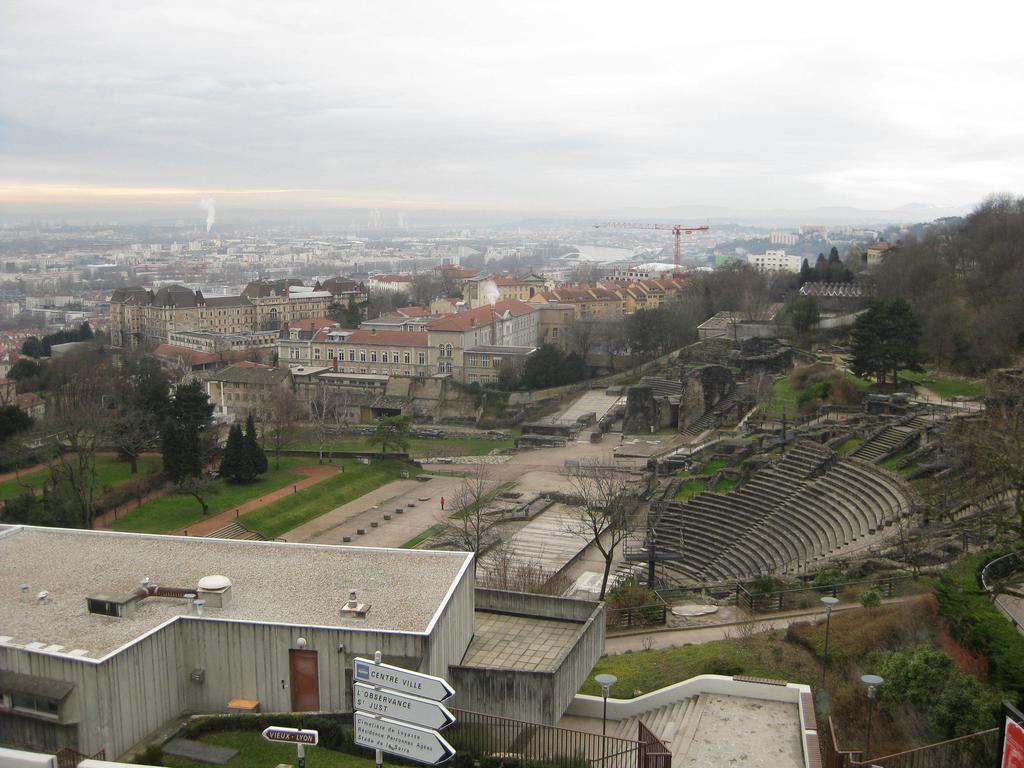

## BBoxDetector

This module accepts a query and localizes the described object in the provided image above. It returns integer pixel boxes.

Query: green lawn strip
[451,481,515,520]
[713,478,737,493]
[765,376,800,418]
[401,523,447,549]
[674,479,706,501]
[292,431,514,458]
[881,449,914,472]
[109,458,308,535]
[0,455,163,503]
[239,460,408,539]
[162,730,379,768]
[701,459,729,474]
[900,369,985,400]
[581,637,815,699]
[836,438,862,455]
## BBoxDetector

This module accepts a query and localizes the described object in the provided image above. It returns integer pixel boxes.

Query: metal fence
[823,716,998,768]
[605,598,668,630]
[448,708,659,768]
[736,576,912,614]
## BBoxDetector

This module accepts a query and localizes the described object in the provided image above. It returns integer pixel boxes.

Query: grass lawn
[162,730,382,768]
[401,523,446,549]
[881,449,916,473]
[581,635,817,699]
[0,455,162,503]
[109,458,308,535]
[674,479,706,501]
[240,459,408,539]
[900,369,986,400]
[765,376,800,418]
[836,437,863,455]
[294,430,514,458]
[713,477,737,494]
[701,458,729,474]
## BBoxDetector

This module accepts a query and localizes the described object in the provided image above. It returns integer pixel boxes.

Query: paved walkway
[172,463,341,537]
[603,596,913,654]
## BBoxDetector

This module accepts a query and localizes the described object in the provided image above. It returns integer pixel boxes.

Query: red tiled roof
[426,300,536,332]
[343,329,428,347]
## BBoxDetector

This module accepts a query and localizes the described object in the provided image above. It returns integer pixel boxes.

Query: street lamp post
[861,674,884,760]
[595,674,617,736]
[820,596,840,689]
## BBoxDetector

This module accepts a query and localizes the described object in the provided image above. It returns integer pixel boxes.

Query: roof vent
[197,575,232,609]
[36,591,50,605]
[340,590,371,618]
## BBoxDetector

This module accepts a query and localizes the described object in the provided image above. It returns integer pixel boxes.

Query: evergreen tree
[219,423,256,482]
[850,300,926,386]
[244,413,268,475]
[814,253,828,282]
[798,258,812,287]
[79,321,94,340]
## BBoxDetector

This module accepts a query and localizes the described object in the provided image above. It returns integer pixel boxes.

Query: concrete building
[464,274,547,308]
[204,362,293,420]
[425,300,539,382]
[0,525,603,758]
[866,242,897,269]
[746,250,802,272]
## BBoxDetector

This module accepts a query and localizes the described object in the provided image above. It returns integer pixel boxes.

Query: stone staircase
[849,418,924,463]
[681,391,739,437]
[608,695,705,764]
[205,521,265,541]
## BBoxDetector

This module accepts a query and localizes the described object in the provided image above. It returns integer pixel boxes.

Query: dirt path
[170,463,341,537]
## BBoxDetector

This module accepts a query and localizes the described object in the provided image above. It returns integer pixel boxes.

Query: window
[328,349,335,359]
[552,327,558,338]
[349,350,355,361]
[445,343,453,357]
[418,352,426,365]
[314,348,321,360]
[359,351,366,362]
[7,692,60,718]
[404,352,410,364]
[370,351,377,363]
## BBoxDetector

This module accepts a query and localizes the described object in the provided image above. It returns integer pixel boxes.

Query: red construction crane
[593,222,710,277]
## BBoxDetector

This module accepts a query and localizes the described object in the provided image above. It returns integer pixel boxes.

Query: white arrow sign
[353,657,455,702]
[262,726,319,746]
[354,682,456,731]
[354,712,455,765]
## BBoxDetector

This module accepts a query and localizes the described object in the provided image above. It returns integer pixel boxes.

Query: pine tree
[220,423,256,483]
[798,258,812,287]
[244,413,268,475]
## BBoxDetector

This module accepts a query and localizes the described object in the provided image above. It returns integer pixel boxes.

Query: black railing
[736,576,912,614]
[605,599,668,630]
[823,715,997,768]
[448,708,654,768]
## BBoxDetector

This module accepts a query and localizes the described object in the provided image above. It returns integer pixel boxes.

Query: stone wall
[678,365,735,432]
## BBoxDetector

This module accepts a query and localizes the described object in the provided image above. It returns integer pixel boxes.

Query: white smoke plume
[480,279,500,306]
[199,198,216,233]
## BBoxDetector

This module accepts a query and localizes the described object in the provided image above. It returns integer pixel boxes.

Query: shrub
[134,745,164,765]
[859,588,882,609]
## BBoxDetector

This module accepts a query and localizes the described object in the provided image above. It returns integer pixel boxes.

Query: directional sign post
[354,712,455,766]
[353,657,455,702]
[354,682,456,731]
[262,726,318,768]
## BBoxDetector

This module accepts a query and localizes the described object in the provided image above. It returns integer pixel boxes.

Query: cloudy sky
[1,0,1022,214]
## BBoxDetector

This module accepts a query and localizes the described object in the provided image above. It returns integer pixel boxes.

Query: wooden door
[289,649,320,711]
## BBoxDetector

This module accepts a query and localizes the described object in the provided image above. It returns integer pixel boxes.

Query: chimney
[490,313,497,346]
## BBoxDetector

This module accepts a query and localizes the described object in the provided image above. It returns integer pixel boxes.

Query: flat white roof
[0,526,472,660]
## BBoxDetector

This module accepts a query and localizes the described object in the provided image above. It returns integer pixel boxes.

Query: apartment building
[425,300,539,383]
[746,250,802,272]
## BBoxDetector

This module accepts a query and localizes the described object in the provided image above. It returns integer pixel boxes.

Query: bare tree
[263,387,301,468]
[307,382,337,464]
[564,459,640,600]
[440,466,503,575]
[43,366,113,528]
[568,320,597,365]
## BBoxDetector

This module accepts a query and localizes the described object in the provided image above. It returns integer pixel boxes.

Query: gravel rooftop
[0,526,471,658]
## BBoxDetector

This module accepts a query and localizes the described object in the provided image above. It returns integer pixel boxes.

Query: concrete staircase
[849,421,921,463]
[609,695,705,763]
[205,521,265,541]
